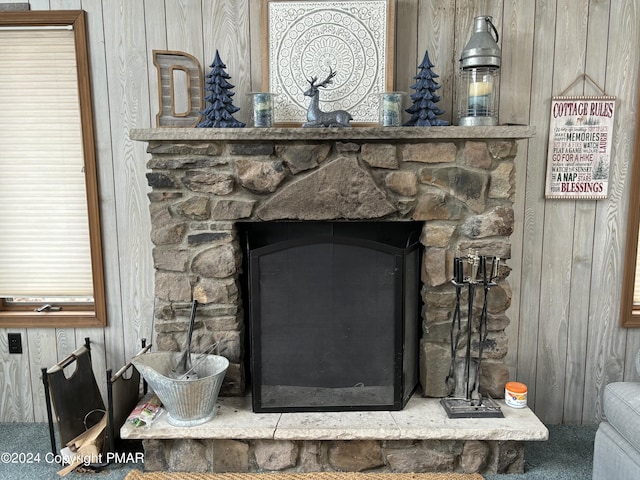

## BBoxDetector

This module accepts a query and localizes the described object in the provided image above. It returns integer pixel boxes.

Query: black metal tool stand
[440,252,504,419]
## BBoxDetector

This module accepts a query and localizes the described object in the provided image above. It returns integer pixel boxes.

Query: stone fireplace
[136,125,531,400]
[128,125,542,474]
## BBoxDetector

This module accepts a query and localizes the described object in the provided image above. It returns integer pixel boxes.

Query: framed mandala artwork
[262,0,396,125]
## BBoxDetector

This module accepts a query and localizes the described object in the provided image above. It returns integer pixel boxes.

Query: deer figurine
[302,68,353,128]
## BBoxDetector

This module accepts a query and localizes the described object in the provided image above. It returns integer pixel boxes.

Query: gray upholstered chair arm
[593,352,640,479]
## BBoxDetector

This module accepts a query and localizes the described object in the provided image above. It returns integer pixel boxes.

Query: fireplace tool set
[440,250,504,418]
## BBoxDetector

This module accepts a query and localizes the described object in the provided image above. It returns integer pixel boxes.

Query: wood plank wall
[1,0,639,425]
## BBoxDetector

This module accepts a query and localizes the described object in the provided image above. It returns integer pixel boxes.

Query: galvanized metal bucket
[132,352,229,427]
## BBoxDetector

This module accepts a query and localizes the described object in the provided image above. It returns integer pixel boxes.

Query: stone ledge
[121,394,548,442]
[130,125,535,142]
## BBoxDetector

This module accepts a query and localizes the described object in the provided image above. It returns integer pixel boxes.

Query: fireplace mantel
[130,125,535,142]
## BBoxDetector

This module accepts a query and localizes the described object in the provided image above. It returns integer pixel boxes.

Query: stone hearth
[129,126,539,474]
[121,393,548,473]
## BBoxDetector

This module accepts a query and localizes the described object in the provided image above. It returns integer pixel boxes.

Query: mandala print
[268,1,388,123]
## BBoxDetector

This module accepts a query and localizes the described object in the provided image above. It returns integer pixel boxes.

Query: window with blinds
[0,11,106,327]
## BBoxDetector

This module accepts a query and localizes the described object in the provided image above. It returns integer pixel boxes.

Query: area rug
[125,471,484,480]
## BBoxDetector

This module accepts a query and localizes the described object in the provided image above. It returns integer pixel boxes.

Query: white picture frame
[262,0,396,126]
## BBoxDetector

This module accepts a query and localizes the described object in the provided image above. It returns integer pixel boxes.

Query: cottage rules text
[545,96,615,199]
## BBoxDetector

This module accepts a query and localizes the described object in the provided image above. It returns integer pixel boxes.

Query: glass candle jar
[379,92,405,126]
[248,92,276,127]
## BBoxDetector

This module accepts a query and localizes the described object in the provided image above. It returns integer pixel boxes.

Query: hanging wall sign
[545,95,616,199]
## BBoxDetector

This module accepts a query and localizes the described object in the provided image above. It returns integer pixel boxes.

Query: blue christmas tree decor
[404,50,449,126]
[197,50,245,128]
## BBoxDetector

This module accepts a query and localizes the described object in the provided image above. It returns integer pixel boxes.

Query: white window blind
[0,29,93,297]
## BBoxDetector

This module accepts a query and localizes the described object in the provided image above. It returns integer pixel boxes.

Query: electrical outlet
[8,333,22,354]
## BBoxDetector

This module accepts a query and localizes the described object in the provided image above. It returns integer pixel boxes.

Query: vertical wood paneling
[533,0,589,424]
[26,329,59,422]
[165,0,203,115]
[499,0,535,125]
[416,1,455,124]
[143,0,168,128]
[395,0,418,123]
[51,0,78,9]
[561,0,611,424]
[248,0,263,93]
[515,0,556,412]
[582,0,640,423]
[500,0,535,380]
[166,0,203,54]
[24,0,49,9]
[202,0,252,125]
[2,0,640,425]
[82,0,127,386]
[101,0,155,368]
[0,329,34,422]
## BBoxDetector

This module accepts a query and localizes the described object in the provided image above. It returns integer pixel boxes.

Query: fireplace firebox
[240,221,422,413]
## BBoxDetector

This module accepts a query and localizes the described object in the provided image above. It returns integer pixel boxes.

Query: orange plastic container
[505,381,528,408]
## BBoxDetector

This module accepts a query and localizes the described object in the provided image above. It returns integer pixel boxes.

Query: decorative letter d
[153,50,203,127]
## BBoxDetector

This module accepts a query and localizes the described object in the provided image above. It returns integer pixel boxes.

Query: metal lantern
[457,16,501,126]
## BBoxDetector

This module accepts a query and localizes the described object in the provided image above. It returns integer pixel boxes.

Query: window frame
[0,10,106,328]
[621,80,640,327]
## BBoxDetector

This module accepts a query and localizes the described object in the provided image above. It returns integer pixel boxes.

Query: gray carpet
[485,424,598,479]
[0,423,596,479]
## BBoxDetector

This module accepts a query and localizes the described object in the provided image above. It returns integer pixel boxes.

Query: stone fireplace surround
[127,126,544,474]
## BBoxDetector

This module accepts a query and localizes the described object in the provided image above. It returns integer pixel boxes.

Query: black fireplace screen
[241,222,422,412]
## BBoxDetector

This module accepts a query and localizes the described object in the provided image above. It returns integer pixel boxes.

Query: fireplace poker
[470,256,500,404]
[171,299,198,379]
[471,256,488,403]
[446,256,465,396]
[464,250,479,401]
